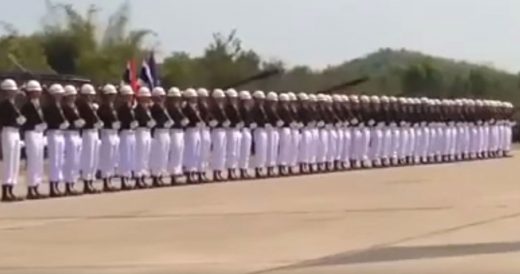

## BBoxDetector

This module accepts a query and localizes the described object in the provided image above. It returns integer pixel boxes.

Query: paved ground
[1,154,520,274]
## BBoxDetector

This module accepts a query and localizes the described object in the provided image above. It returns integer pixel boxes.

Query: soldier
[0,79,25,201]
[62,85,84,195]
[251,90,268,178]
[150,86,173,187]
[315,94,329,171]
[307,94,321,172]
[367,95,384,167]
[43,83,68,197]
[183,88,203,183]
[287,92,301,174]
[340,95,353,170]
[238,90,254,179]
[117,85,138,190]
[277,93,293,175]
[97,84,120,191]
[297,92,312,173]
[324,95,339,171]
[21,80,47,199]
[331,94,346,170]
[265,91,282,176]
[166,87,188,184]
[77,84,103,194]
[197,88,212,181]
[379,95,392,167]
[134,87,155,188]
[209,89,228,181]
[224,89,242,180]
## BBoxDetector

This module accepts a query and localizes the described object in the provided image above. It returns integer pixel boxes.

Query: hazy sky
[3,0,520,72]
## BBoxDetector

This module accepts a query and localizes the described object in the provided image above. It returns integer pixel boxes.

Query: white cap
[197,88,209,97]
[137,86,152,97]
[279,93,290,101]
[64,85,77,96]
[253,90,265,99]
[102,84,117,95]
[25,80,42,92]
[332,94,342,102]
[80,84,96,95]
[226,88,238,98]
[239,90,252,100]
[380,96,389,103]
[1,79,17,91]
[360,95,370,103]
[298,92,309,101]
[152,86,166,96]
[49,83,64,95]
[183,88,198,98]
[212,89,226,98]
[308,94,318,102]
[342,95,350,102]
[287,92,297,101]
[317,93,327,102]
[349,94,359,102]
[266,91,278,101]
[370,95,380,103]
[167,87,181,97]
[120,85,134,95]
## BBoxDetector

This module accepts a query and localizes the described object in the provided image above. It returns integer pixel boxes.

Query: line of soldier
[0,78,515,201]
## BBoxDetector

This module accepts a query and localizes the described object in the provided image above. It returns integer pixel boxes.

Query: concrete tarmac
[0,154,519,274]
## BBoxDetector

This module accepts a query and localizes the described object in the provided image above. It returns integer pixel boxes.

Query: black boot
[170,175,177,185]
[121,177,133,190]
[135,177,147,189]
[6,185,22,202]
[27,186,37,200]
[65,183,80,196]
[1,185,9,202]
[152,176,161,188]
[50,182,62,197]
[103,178,115,192]
[255,168,262,178]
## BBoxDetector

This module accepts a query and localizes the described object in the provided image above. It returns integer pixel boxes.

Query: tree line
[0,1,519,106]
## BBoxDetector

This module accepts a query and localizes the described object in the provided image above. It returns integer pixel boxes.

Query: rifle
[221,68,282,90]
[319,76,369,94]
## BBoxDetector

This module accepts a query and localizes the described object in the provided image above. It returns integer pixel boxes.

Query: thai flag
[122,59,138,92]
[139,52,159,89]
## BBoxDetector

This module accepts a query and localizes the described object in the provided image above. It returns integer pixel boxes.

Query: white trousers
[253,127,268,168]
[2,128,22,185]
[391,125,400,160]
[184,127,201,172]
[99,129,119,178]
[150,129,171,177]
[226,128,242,169]
[352,127,363,161]
[399,126,409,159]
[239,128,253,169]
[382,126,392,160]
[63,131,82,183]
[267,127,279,167]
[278,127,292,166]
[168,129,184,176]
[328,128,338,163]
[290,128,301,166]
[135,128,152,176]
[342,127,353,165]
[335,127,344,161]
[310,128,320,164]
[199,127,211,172]
[318,128,329,163]
[119,130,136,178]
[25,130,45,186]
[370,126,384,162]
[299,128,312,164]
[211,128,227,171]
[47,130,65,182]
[81,129,100,180]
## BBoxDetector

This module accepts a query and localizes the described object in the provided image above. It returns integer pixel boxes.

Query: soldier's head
[389,96,398,111]
[360,95,370,110]
[137,87,152,106]
[253,90,266,105]
[317,93,327,108]
[287,92,297,107]
[101,84,117,103]
[332,94,342,109]
[80,84,96,102]
[308,94,317,108]
[370,95,381,111]
[1,78,18,100]
[197,88,209,103]
[380,95,390,111]
[63,85,77,105]
[342,95,350,111]
[183,88,198,105]
[48,83,64,102]
[349,94,360,111]
[152,86,166,105]
[212,89,226,106]
[279,93,290,107]
[266,91,278,107]
[119,85,134,105]
[298,92,309,107]
[226,88,239,105]
[167,87,182,106]
[25,80,42,100]
[239,90,253,108]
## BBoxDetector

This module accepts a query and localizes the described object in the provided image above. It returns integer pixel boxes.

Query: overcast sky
[3,0,520,72]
